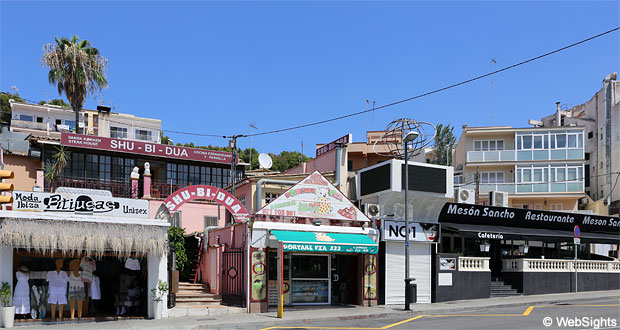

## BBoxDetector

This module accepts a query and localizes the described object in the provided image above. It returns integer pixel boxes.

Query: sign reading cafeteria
[12,191,149,218]
[61,133,234,164]
[256,171,369,222]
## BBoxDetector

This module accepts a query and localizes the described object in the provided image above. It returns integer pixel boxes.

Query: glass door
[290,254,331,305]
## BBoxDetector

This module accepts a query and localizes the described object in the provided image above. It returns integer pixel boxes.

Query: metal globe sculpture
[373,118,435,159]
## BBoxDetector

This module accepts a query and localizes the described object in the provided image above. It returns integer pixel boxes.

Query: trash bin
[405,278,417,304]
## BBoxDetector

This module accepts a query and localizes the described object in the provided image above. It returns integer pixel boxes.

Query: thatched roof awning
[0,218,168,257]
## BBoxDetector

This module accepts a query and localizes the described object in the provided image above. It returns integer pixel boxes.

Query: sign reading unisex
[439,202,620,235]
[61,133,234,164]
[256,171,369,222]
[381,220,440,242]
[12,191,149,218]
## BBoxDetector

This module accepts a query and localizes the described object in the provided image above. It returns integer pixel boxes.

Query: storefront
[434,202,620,301]
[0,189,169,322]
[249,171,379,313]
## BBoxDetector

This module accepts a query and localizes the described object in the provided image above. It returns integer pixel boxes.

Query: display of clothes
[13,269,30,314]
[124,258,140,271]
[67,271,85,301]
[29,285,48,319]
[46,270,68,305]
[80,257,96,283]
[88,275,101,300]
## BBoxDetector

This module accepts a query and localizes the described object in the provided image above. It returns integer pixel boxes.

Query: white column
[147,251,168,318]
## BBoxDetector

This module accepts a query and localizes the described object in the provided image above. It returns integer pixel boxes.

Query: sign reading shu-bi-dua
[12,191,149,218]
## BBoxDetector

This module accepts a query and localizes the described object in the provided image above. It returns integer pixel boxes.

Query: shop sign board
[163,185,249,222]
[12,191,149,218]
[272,230,378,254]
[316,134,351,157]
[61,133,234,164]
[256,171,369,222]
[381,220,440,242]
[439,202,620,235]
[439,258,456,271]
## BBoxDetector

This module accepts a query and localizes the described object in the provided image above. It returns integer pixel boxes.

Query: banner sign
[163,185,249,222]
[272,230,378,254]
[439,202,620,235]
[61,133,234,164]
[316,134,351,157]
[381,221,440,242]
[12,191,149,218]
[256,171,369,222]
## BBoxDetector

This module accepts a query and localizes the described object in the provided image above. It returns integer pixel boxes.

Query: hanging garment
[30,285,38,319]
[89,275,101,300]
[13,271,30,314]
[80,257,96,283]
[46,270,68,305]
[67,272,85,300]
[124,258,140,271]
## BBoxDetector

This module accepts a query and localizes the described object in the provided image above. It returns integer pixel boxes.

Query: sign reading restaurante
[61,133,234,164]
[12,191,149,218]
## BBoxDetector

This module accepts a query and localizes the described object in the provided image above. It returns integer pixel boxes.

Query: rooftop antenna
[491,59,497,126]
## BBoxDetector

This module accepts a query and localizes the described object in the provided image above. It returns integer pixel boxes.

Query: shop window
[19,114,34,122]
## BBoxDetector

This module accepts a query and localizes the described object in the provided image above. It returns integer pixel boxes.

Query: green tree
[0,91,24,125]
[38,98,70,108]
[431,123,456,166]
[270,151,309,172]
[42,36,108,134]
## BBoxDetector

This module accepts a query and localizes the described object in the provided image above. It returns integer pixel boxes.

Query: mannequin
[67,259,85,319]
[46,259,68,320]
[13,265,30,316]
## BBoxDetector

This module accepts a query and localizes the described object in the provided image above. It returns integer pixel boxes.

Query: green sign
[272,230,378,254]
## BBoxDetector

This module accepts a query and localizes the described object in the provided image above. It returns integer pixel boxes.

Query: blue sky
[1,1,618,157]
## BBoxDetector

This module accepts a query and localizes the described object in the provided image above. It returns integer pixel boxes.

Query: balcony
[457,180,583,195]
[467,149,583,163]
[48,177,136,198]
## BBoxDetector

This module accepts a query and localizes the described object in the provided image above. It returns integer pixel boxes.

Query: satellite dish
[258,153,273,169]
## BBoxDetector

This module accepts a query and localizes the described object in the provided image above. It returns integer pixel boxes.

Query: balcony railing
[502,259,620,273]
[458,257,490,272]
[150,181,187,199]
[48,177,135,198]
[457,181,584,194]
[467,149,583,163]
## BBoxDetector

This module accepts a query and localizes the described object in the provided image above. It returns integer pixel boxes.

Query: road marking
[258,304,620,330]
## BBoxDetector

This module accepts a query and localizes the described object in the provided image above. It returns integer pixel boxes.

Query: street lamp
[402,130,419,311]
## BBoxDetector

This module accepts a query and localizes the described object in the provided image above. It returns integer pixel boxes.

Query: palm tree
[42,36,108,134]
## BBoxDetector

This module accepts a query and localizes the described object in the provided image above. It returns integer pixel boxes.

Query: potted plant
[150,280,168,319]
[1,282,15,328]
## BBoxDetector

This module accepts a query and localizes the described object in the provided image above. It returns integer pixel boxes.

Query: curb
[197,291,620,329]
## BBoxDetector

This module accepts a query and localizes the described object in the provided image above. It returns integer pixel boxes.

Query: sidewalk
[11,290,620,330]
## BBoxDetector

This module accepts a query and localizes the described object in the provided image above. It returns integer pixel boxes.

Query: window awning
[271,230,378,254]
[442,223,620,243]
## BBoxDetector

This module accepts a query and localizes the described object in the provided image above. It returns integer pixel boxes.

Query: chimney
[556,102,562,127]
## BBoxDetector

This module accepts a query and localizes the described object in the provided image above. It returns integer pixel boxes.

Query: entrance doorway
[490,241,503,280]
[331,254,360,305]
[290,254,330,305]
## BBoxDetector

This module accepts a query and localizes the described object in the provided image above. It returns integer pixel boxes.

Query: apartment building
[540,73,619,215]
[453,125,586,211]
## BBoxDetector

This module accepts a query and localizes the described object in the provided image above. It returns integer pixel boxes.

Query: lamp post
[402,130,419,311]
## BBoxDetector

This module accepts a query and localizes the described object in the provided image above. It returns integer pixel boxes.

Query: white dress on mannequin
[13,271,30,314]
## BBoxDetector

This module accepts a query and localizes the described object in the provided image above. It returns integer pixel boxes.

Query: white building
[540,73,619,215]
[9,101,161,143]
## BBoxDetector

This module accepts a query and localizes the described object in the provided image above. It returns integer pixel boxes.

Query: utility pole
[229,136,238,196]
[475,166,480,205]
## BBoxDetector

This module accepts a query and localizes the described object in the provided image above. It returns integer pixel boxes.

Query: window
[265,193,280,204]
[55,119,62,125]
[201,166,211,185]
[550,204,563,211]
[530,204,543,210]
[347,160,353,171]
[588,131,593,139]
[480,172,505,184]
[99,155,111,181]
[110,126,128,139]
[474,139,504,151]
[36,117,43,123]
[204,216,218,228]
[555,134,566,148]
[135,129,152,141]
[189,165,201,185]
[518,167,546,183]
[65,120,76,126]
[19,115,34,122]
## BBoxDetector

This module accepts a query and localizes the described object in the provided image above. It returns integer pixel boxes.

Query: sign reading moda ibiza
[439,202,620,235]
[256,171,369,222]
[61,133,234,164]
[12,191,149,218]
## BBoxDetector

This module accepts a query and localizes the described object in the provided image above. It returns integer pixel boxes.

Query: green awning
[271,230,377,254]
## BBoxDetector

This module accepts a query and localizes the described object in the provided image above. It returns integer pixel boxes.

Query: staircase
[175,282,222,307]
[189,235,204,284]
[490,280,521,298]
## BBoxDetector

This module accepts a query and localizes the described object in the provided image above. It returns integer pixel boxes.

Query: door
[221,248,245,307]
[290,254,330,305]
[489,241,503,280]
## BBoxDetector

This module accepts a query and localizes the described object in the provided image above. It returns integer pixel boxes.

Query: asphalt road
[244,298,620,330]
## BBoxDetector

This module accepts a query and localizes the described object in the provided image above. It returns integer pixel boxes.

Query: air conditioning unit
[365,203,380,218]
[455,188,475,204]
[489,191,509,207]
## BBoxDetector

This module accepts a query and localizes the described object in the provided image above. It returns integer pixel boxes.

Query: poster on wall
[12,191,149,218]
[439,258,457,271]
[256,171,369,222]
[381,221,440,242]
[363,254,378,300]
[251,250,267,302]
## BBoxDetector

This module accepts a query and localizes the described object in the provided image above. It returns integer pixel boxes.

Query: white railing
[502,259,620,273]
[458,257,490,272]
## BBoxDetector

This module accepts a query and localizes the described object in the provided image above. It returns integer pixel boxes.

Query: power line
[3,27,618,139]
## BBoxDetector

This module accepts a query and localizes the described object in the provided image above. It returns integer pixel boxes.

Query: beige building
[453,125,586,211]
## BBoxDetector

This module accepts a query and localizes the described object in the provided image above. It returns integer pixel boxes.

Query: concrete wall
[147,250,169,318]
[3,154,40,191]
[148,200,221,234]
[432,255,490,302]
[502,272,620,295]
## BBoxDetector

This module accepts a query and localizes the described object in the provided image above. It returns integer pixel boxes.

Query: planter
[1,306,15,328]
[152,300,163,319]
